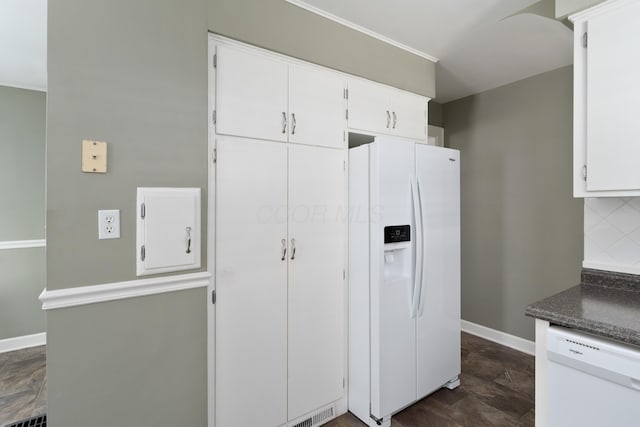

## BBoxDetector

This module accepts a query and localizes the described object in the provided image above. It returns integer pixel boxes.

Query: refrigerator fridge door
[370,138,418,419]
[415,144,461,399]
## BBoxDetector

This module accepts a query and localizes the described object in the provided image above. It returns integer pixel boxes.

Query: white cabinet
[348,79,428,140]
[289,65,347,149]
[571,0,640,196]
[216,45,289,143]
[216,46,346,148]
[288,145,346,420]
[215,135,346,427]
[390,89,429,140]
[215,138,288,427]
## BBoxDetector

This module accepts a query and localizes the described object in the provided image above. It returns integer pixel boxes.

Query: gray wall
[208,0,436,98]
[46,0,435,426]
[428,101,443,127]
[444,66,583,341]
[47,0,209,425]
[47,289,207,427]
[0,86,46,241]
[0,86,46,340]
[47,0,209,291]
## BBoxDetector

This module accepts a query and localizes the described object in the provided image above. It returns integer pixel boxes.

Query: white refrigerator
[348,137,461,427]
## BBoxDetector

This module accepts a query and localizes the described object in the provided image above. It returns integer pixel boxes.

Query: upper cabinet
[215,45,346,149]
[216,45,289,143]
[347,78,429,141]
[571,0,640,197]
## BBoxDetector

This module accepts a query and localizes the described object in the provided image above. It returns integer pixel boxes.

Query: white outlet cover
[98,209,120,239]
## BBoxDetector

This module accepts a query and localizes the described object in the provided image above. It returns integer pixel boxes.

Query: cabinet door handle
[281,238,287,261]
[185,227,192,254]
[386,110,391,128]
[290,238,296,260]
[392,111,397,129]
[282,112,287,134]
[291,113,297,135]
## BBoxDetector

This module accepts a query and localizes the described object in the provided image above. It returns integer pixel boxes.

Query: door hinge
[213,148,217,164]
[211,290,216,304]
[140,202,146,219]
[344,88,349,100]
[212,110,216,124]
[346,109,349,120]
[583,32,588,48]
[140,245,146,261]
[213,54,217,68]
[583,165,587,181]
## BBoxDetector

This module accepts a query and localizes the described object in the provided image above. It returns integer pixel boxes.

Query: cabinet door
[216,45,288,142]
[586,1,640,191]
[347,79,390,135]
[287,145,346,420]
[216,136,288,427]
[289,65,346,148]
[390,90,427,140]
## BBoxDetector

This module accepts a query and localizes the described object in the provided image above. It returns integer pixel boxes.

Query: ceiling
[0,0,47,91]
[287,0,573,103]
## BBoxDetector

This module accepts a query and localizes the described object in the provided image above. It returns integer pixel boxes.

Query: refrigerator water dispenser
[383,225,412,282]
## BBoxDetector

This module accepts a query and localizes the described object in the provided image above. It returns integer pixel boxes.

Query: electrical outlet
[98,209,120,239]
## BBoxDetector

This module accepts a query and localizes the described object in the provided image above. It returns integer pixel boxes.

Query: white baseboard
[0,332,46,353]
[461,320,535,356]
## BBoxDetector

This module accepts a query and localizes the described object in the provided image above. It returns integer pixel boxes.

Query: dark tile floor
[0,333,533,427]
[326,332,535,427]
[0,346,47,426]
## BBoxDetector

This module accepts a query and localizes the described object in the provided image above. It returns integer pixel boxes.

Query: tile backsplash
[584,198,640,269]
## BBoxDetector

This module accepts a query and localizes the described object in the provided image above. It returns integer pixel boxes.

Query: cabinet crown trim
[569,0,637,22]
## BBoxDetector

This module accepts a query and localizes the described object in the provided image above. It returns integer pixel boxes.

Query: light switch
[82,140,107,173]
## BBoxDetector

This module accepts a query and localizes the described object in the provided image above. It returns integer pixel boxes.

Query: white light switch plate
[98,209,120,239]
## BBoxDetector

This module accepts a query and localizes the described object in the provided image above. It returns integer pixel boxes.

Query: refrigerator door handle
[410,178,423,318]
[416,178,426,316]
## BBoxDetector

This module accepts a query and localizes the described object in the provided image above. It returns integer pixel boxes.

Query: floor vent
[290,405,335,427]
[5,414,46,427]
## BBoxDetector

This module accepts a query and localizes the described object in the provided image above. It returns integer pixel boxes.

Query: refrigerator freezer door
[370,138,418,418]
[415,144,461,399]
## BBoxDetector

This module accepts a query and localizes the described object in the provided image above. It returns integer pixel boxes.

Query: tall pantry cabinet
[212,39,347,427]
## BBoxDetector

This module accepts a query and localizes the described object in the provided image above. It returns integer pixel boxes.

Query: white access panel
[215,45,289,142]
[136,187,200,276]
[586,0,640,191]
[287,145,346,420]
[215,136,288,427]
[288,65,346,149]
[370,138,417,419]
[415,145,461,398]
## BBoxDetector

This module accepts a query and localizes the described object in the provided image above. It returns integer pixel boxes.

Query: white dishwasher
[547,326,640,427]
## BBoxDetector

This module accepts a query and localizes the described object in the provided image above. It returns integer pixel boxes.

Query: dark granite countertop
[525,269,640,347]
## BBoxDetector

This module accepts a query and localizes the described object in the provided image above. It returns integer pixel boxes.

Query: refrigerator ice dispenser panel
[384,225,411,244]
